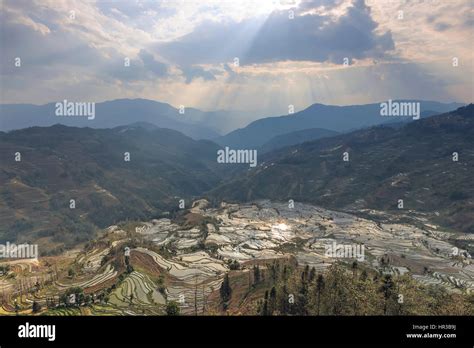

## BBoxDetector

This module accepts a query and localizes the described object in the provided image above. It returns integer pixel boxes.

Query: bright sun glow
[273,223,289,231]
[256,0,298,14]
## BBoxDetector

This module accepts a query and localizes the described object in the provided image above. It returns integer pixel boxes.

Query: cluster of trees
[59,287,90,307]
[256,260,474,316]
[55,286,112,309]
[0,264,10,274]
[0,218,34,242]
[52,214,96,247]
[166,301,180,315]
[228,259,240,270]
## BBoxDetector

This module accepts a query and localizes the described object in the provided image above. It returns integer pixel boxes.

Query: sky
[1,0,473,116]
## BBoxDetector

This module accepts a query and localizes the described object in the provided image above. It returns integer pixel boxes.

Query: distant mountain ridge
[1,99,463,142]
[216,100,464,148]
[0,99,225,140]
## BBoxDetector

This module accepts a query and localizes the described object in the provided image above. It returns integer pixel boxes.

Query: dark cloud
[427,15,453,32]
[181,65,217,83]
[101,49,170,83]
[434,22,452,32]
[138,50,169,77]
[0,1,174,86]
[155,0,394,66]
[0,10,112,101]
[0,18,168,85]
[0,15,102,77]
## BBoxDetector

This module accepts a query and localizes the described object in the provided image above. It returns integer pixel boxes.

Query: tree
[220,273,232,306]
[166,301,180,316]
[316,274,325,315]
[360,269,368,281]
[14,299,20,315]
[229,260,240,270]
[126,256,134,274]
[303,265,310,282]
[253,265,261,285]
[308,267,316,282]
[270,262,279,282]
[278,284,290,315]
[261,291,269,316]
[380,274,395,315]
[325,263,351,315]
[282,265,288,281]
[351,261,358,279]
[63,287,84,307]
[59,294,68,306]
[268,286,277,315]
[32,301,41,313]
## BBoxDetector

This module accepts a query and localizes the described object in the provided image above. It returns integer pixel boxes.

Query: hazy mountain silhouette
[0,99,225,139]
[216,100,464,148]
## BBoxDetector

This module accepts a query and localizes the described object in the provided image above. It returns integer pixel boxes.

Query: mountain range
[211,104,474,233]
[0,124,225,250]
[0,100,471,253]
[1,99,463,145]
[0,99,246,139]
[216,101,463,148]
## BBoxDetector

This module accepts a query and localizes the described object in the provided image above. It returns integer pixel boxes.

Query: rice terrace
[1,199,473,316]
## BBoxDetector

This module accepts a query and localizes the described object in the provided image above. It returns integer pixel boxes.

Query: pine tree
[253,265,261,285]
[269,286,277,315]
[316,274,325,315]
[380,274,395,315]
[32,300,41,313]
[303,265,310,282]
[220,273,232,305]
[309,267,316,282]
[261,291,269,316]
[352,261,358,279]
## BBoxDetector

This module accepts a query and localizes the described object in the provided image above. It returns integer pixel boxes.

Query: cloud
[181,65,218,83]
[298,0,345,11]
[138,50,169,77]
[156,0,394,66]
[0,0,471,110]
[434,22,452,32]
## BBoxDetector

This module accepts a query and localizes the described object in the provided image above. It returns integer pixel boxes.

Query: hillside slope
[211,105,474,233]
[260,128,339,153]
[0,124,224,250]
